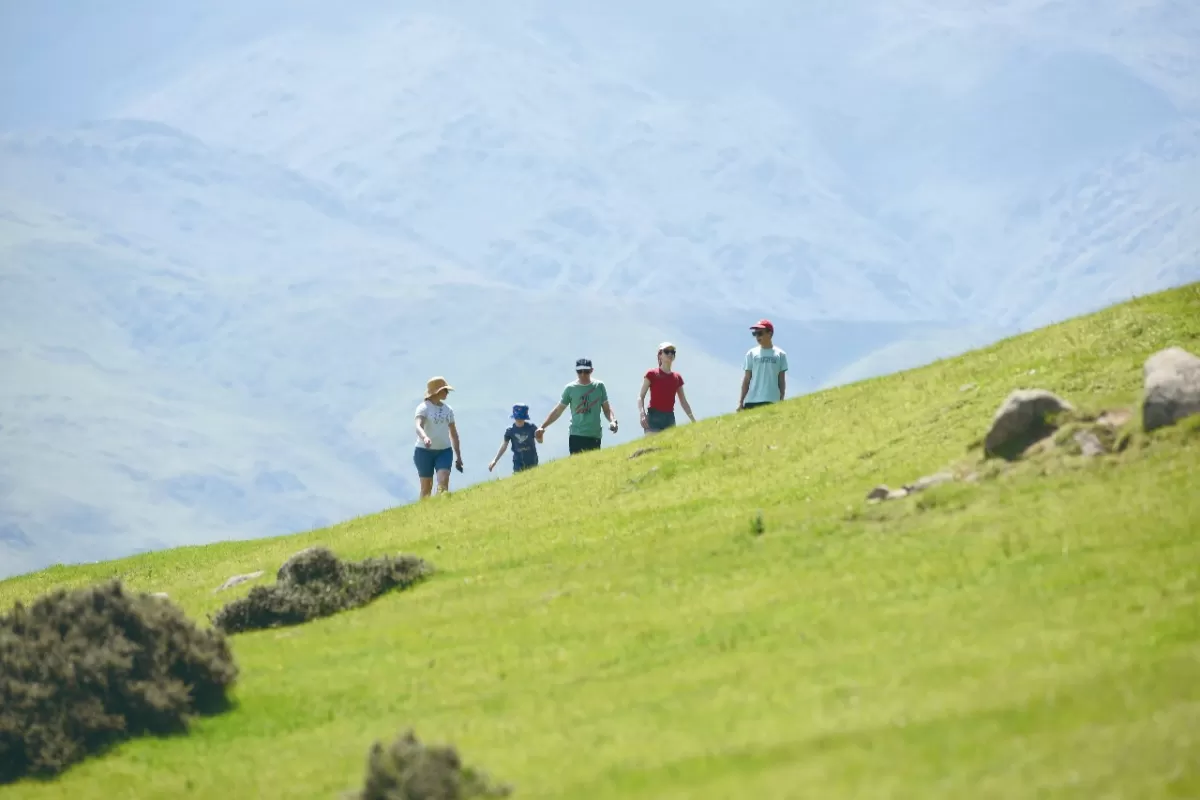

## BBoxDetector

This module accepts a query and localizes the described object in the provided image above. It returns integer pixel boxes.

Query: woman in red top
[638,342,697,433]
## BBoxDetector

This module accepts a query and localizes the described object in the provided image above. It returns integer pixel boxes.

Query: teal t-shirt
[561,380,608,438]
[743,346,788,403]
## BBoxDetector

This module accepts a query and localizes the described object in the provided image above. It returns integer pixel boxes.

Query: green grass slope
[3,283,1199,799]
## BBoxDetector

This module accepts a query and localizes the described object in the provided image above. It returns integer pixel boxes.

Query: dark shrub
[0,581,237,784]
[211,546,433,635]
[356,729,512,800]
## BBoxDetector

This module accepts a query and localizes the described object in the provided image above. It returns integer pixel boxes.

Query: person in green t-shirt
[535,358,619,454]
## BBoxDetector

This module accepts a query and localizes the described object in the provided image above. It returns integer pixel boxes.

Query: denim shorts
[646,408,676,431]
[413,447,453,478]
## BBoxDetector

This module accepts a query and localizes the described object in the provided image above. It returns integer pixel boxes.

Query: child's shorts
[414,446,453,478]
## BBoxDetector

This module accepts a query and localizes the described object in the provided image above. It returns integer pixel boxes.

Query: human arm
[738,370,751,410]
[415,413,432,447]
[488,437,509,472]
[449,422,463,470]
[601,400,618,432]
[778,352,788,401]
[637,377,651,430]
[536,402,568,442]
[677,385,696,423]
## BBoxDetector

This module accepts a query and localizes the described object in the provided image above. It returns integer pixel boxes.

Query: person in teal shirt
[535,358,619,454]
[738,319,788,410]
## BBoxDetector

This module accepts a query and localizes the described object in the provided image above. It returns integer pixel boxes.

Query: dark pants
[742,401,774,410]
[646,408,676,431]
[568,435,602,454]
[513,459,538,473]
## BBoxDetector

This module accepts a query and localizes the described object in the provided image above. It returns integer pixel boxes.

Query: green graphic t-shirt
[561,380,608,438]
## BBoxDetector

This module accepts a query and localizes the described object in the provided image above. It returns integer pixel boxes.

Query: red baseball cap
[749,319,774,333]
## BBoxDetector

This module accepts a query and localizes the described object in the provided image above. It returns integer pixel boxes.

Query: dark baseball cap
[575,358,593,371]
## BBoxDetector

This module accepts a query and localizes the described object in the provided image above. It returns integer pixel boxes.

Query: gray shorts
[646,408,676,431]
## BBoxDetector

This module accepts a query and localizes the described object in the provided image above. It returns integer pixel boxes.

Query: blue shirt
[743,345,789,404]
[505,424,539,469]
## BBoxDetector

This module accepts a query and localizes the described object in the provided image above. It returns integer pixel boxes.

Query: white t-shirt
[415,400,455,450]
[743,345,789,404]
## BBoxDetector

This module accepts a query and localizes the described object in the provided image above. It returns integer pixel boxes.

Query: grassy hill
[2,283,1199,799]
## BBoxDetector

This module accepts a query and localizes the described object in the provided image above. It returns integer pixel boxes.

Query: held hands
[534,427,545,443]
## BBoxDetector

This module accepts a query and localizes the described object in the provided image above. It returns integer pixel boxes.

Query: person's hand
[455,458,464,473]
[639,412,648,430]
[535,427,545,443]
[736,404,744,413]
[609,420,619,433]
[488,459,497,472]
[421,435,433,447]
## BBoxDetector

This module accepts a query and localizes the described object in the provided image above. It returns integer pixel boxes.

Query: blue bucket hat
[511,403,530,421]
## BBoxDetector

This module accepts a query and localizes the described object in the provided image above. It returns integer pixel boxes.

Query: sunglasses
[752,329,768,338]
[661,349,676,356]
[576,368,592,374]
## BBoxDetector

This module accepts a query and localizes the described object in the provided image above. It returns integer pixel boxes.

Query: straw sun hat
[424,376,454,400]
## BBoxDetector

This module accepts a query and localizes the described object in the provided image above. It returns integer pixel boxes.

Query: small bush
[211,547,433,635]
[0,581,237,784]
[355,729,511,800]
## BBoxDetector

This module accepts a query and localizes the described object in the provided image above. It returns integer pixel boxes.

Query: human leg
[432,448,454,493]
[414,448,436,499]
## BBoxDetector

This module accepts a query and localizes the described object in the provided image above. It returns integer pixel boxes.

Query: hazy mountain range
[1,0,1197,578]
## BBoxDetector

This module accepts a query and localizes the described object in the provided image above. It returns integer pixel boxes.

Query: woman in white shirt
[413,376,464,498]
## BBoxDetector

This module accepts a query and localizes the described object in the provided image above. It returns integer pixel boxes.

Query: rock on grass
[1143,346,1200,432]
[984,389,1074,459]
[0,582,237,783]
[211,546,433,635]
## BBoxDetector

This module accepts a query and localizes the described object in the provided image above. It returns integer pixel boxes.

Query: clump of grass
[0,581,237,783]
[353,728,512,800]
[210,546,433,635]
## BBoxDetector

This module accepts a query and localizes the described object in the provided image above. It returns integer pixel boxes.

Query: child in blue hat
[487,403,540,474]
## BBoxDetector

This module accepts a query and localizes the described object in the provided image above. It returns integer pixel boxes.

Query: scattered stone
[1096,408,1133,429]
[984,389,1074,459]
[1073,430,1106,457]
[213,570,264,593]
[959,383,977,392]
[1142,346,1200,432]
[903,471,955,493]
[628,466,660,486]
[866,485,890,502]
[149,592,170,600]
[886,488,910,500]
[628,446,661,459]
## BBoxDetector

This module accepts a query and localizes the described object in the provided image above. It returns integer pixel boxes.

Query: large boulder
[1143,346,1200,432]
[984,389,1074,458]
